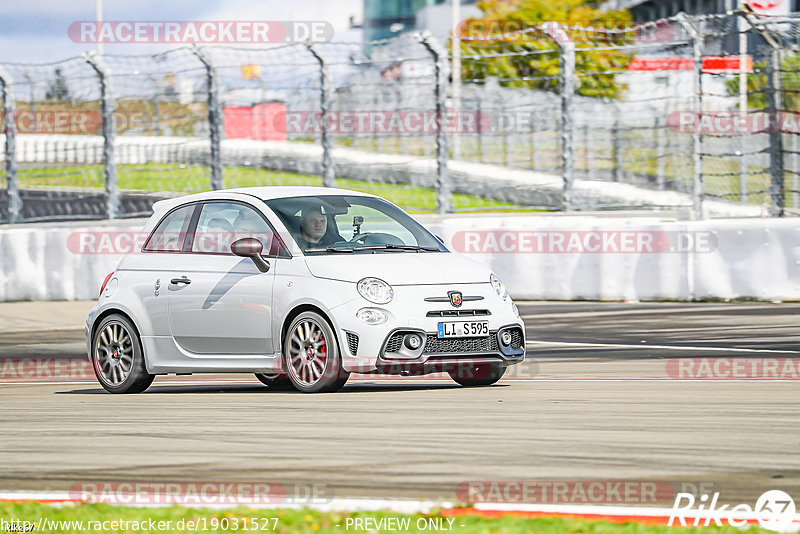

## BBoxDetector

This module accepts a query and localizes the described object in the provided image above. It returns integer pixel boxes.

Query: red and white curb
[2,493,800,532]
[453,503,800,532]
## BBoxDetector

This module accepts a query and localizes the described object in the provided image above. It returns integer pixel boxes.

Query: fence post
[477,97,486,163]
[793,134,798,209]
[656,115,666,190]
[191,47,223,191]
[398,90,407,155]
[586,107,595,180]
[530,108,538,171]
[581,118,592,177]
[738,10,749,205]
[85,53,119,219]
[676,14,704,220]
[738,8,785,216]
[765,49,785,216]
[613,113,623,182]
[418,32,452,214]
[307,43,334,188]
[0,67,20,223]
[543,22,575,211]
[502,101,511,166]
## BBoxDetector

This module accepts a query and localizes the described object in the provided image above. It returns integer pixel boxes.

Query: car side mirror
[231,238,270,273]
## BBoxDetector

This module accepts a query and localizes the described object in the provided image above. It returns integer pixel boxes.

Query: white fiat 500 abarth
[86,187,525,393]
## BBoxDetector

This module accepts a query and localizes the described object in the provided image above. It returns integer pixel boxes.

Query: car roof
[151,186,378,214]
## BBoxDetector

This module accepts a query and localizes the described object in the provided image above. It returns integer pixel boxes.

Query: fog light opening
[500,331,513,346]
[356,308,388,325]
[404,334,423,350]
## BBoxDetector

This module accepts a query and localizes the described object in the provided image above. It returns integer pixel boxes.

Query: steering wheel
[349,233,370,245]
[348,232,405,246]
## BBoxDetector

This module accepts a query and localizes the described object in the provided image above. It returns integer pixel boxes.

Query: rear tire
[91,314,154,394]
[448,364,505,387]
[283,311,349,393]
[254,373,295,390]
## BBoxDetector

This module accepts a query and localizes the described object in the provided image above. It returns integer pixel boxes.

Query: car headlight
[357,277,394,304]
[490,273,508,300]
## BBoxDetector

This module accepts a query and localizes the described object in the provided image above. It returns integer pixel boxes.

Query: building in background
[364,0,481,42]
[599,0,794,19]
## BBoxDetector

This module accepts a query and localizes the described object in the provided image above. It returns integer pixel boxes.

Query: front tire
[283,311,349,393]
[91,314,154,394]
[449,364,506,387]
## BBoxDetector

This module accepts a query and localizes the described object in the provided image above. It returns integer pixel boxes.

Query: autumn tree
[456,0,634,99]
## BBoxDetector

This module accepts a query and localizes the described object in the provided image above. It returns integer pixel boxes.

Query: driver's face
[301,211,327,241]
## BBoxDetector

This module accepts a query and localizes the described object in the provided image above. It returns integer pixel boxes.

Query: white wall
[1,214,797,302]
[426,215,800,301]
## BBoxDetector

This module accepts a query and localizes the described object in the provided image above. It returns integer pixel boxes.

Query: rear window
[142,205,195,252]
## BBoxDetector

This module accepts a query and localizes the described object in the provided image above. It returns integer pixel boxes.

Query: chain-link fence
[1,10,799,222]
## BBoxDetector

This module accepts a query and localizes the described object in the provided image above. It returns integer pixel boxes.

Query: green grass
[335,132,782,206]
[0,502,775,534]
[14,164,536,213]
[14,136,779,212]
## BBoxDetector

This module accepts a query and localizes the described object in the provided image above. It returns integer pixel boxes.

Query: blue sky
[0,0,364,63]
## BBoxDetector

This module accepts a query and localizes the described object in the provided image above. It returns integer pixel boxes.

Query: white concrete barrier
[426,215,800,301]
[0,214,797,302]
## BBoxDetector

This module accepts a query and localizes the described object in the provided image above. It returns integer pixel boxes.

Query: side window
[191,202,287,256]
[142,205,195,252]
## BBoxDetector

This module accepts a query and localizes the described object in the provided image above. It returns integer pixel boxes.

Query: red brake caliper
[318,335,326,362]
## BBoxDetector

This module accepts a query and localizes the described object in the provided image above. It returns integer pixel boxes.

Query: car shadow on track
[57,382,497,394]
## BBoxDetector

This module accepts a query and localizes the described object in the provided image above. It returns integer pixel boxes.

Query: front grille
[423,334,499,354]
[426,309,491,317]
[510,328,524,349]
[385,333,404,353]
[345,332,359,356]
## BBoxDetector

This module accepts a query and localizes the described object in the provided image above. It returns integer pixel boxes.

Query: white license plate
[437,321,489,338]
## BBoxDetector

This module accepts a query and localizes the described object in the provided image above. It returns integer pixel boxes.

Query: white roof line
[151,186,378,212]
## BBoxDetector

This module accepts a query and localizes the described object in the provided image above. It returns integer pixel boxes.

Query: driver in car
[296,206,335,250]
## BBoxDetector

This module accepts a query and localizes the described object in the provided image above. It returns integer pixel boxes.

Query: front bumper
[85,305,99,363]
[330,282,525,373]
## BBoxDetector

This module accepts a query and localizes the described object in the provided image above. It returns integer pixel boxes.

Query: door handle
[170,277,191,285]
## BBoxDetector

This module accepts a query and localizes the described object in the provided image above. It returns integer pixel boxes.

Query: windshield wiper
[306,244,441,253]
[350,245,394,252]
[356,245,440,252]
[305,246,355,253]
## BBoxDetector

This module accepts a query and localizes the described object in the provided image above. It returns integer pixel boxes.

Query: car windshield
[264,195,448,254]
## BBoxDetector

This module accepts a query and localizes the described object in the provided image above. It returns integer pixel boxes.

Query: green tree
[456,0,634,99]
[724,53,800,111]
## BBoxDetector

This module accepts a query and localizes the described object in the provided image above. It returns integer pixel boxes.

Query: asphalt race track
[1,301,799,507]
